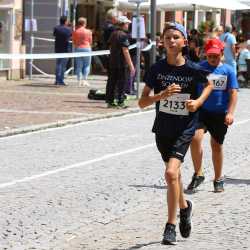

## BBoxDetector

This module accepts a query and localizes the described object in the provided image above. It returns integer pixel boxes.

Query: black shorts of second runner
[197,109,228,145]
[155,133,193,163]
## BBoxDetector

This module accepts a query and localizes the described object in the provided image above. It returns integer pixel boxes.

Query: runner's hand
[224,113,234,125]
[160,83,181,99]
[185,99,201,112]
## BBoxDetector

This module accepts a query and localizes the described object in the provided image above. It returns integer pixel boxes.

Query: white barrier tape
[32,63,51,76]
[128,43,137,50]
[33,36,73,43]
[128,41,156,51]
[0,41,156,60]
[65,67,74,75]
[0,50,110,60]
[33,37,55,42]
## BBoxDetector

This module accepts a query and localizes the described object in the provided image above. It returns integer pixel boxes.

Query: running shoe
[187,173,205,191]
[107,102,118,108]
[179,200,193,238]
[213,179,224,192]
[162,223,177,245]
[117,102,128,109]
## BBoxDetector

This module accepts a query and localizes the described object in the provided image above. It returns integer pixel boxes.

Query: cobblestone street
[0,76,250,249]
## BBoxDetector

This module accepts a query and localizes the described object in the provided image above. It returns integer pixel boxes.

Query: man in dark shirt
[101,9,118,50]
[101,8,118,73]
[106,16,135,108]
[53,16,72,85]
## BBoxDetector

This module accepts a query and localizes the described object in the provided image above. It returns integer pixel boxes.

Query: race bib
[159,93,190,116]
[207,74,227,90]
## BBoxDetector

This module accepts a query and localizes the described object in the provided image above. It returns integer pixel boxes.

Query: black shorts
[155,133,193,163]
[197,110,228,145]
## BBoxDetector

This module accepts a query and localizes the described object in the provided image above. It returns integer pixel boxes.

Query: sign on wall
[131,16,145,39]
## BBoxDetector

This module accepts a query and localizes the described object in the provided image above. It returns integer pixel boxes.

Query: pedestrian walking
[220,25,237,75]
[106,16,135,108]
[187,38,238,193]
[138,22,213,245]
[53,16,72,86]
[72,17,92,87]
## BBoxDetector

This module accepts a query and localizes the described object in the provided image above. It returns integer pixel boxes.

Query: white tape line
[32,63,51,76]
[0,50,110,60]
[0,143,155,189]
[0,42,155,60]
[33,36,72,43]
[33,37,55,42]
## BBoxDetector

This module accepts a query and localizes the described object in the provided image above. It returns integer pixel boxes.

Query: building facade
[1,0,242,78]
[0,0,24,79]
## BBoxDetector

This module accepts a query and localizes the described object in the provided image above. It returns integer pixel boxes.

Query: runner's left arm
[225,89,238,125]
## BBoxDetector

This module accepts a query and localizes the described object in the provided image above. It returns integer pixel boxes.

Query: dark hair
[190,29,198,35]
[60,16,67,25]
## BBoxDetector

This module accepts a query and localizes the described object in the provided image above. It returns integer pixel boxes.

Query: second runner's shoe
[187,173,205,191]
[179,200,193,238]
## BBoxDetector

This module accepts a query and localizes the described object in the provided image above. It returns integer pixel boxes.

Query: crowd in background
[53,9,250,108]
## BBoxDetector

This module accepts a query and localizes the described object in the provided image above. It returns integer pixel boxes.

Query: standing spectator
[72,17,92,87]
[106,16,135,108]
[141,33,152,74]
[210,25,224,39]
[101,9,118,50]
[187,39,200,62]
[188,29,203,58]
[53,16,72,86]
[220,25,237,75]
[101,8,119,69]
[238,40,250,83]
[126,23,137,95]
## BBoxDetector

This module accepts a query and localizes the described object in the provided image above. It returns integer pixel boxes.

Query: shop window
[0,9,11,69]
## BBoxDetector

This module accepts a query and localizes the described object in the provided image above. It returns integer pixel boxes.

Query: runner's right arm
[138,83,181,109]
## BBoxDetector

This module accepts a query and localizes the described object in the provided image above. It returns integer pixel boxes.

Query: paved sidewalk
[0,75,143,137]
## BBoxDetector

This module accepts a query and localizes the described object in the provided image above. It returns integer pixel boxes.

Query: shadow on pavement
[21,83,60,88]
[111,241,161,250]
[224,177,250,185]
[129,184,166,190]
[64,100,104,104]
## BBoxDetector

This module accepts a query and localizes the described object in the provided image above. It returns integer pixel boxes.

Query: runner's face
[207,53,222,66]
[163,29,186,54]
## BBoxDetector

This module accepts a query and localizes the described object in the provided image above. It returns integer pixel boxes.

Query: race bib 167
[207,74,227,90]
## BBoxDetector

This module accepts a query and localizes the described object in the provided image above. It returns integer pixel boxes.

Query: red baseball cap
[205,38,224,55]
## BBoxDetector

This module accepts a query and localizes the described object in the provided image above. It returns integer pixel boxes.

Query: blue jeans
[55,57,68,84]
[75,47,91,81]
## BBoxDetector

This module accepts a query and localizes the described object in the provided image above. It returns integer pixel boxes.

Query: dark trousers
[106,67,129,104]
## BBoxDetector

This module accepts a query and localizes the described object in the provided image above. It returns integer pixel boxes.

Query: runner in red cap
[187,38,238,193]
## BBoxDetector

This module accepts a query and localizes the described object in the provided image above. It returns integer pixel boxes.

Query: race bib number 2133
[159,93,190,116]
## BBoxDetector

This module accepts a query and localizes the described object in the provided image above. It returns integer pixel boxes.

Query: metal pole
[136,3,141,99]
[73,0,77,30]
[72,0,77,76]
[150,0,156,66]
[193,4,197,29]
[29,0,34,80]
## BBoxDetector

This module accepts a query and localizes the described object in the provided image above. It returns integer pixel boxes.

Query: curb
[0,107,153,138]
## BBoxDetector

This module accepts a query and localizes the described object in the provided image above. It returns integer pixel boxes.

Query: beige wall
[0,0,24,79]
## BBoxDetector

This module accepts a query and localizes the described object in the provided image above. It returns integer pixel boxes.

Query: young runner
[187,38,238,193]
[138,22,213,245]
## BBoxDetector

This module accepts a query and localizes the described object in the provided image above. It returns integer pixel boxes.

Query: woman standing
[73,17,92,86]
